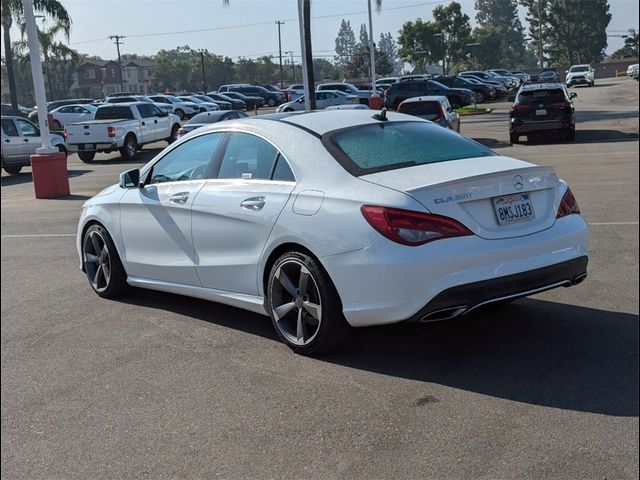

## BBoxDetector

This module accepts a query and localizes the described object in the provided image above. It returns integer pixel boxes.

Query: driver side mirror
[297,98,304,103]
[159,110,169,117]
[569,92,577,100]
[119,168,141,189]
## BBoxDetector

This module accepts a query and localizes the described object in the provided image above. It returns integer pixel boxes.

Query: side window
[59,106,72,113]
[316,92,326,101]
[137,104,153,118]
[16,119,39,137]
[218,133,278,180]
[149,104,162,117]
[271,155,295,182]
[2,119,19,137]
[148,133,223,184]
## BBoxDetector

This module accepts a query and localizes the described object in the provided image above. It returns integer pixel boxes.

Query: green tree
[470,24,503,69]
[334,19,356,72]
[546,0,611,64]
[397,18,442,72]
[432,2,472,74]
[475,0,529,68]
[519,0,550,67]
[378,32,403,75]
[1,0,71,113]
[15,22,79,100]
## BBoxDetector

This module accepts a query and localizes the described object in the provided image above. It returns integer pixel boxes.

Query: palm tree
[1,0,70,113]
[15,22,78,100]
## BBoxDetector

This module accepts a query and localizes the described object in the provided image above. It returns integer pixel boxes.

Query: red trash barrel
[369,93,382,110]
[30,152,70,199]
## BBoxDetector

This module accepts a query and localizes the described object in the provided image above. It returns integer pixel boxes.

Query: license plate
[493,193,535,225]
[535,109,547,116]
[81,144,94,150]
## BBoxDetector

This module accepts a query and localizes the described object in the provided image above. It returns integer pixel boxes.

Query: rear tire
[266,251,352,355]
[3,165,22,175]
[57,144,68,158]
[78,151,96,163]
[565,128,576,141]
[82,224,129,298]
[267,98,277,107]
[510,132,519,144]
[119,135,138,161]
[475,91,485,103]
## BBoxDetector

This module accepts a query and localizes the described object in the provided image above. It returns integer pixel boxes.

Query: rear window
[323,121,494,176]
[518,89,565,102]
[398,102,442,120]
[95,106,134,120]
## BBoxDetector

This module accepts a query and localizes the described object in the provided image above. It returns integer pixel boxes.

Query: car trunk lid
[359,156,560,240]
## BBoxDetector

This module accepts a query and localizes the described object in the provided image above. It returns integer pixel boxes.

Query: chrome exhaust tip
[572,273,587,285]
[419,306,468,323]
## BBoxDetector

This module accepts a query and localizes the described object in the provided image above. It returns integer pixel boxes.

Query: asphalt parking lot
[2,77,638,479]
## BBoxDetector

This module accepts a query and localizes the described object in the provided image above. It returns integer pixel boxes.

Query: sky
[4,0,639,62]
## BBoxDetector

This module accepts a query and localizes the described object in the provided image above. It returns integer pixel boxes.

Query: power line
[71,1,446,46]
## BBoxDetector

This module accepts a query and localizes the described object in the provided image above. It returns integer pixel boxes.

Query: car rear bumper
[511,118,573,134]
[68,142,117,152]
[320,214,588,327]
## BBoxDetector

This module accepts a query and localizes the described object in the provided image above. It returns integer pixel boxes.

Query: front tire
[175,109,185,120]
[78,151,95,163]
[119,135,138,161]
[3,165,22,175]
[267,98,277,107]
[167,124,180,144]
[82,224,128,298]
[266,251,351,355]
[475,91,485,103]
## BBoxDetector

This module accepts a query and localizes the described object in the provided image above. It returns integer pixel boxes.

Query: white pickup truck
[65,102,181,162]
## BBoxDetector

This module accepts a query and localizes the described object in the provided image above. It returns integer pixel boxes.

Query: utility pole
[200,50,207,93]
[109,35,125,92]
[367,0,376,96]
[276,21,285,88]
[537,0,544,69]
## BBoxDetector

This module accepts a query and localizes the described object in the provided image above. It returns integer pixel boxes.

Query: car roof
[519,82,564,91]
[400,96,448,103]
[248,109,422,136]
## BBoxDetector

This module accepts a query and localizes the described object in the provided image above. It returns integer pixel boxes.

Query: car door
[192,132,296,295]
[119,132,225,285]
[148,103,170,141]
[135,104,155,143]
[315,92,329,109]
[15,118,42,156]
[1,118,25,162]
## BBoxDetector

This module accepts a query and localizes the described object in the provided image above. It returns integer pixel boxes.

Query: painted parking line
[588,222,639,226]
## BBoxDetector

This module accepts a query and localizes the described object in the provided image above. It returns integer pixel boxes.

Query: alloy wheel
[83,230,112,293]
[270,260,322,346]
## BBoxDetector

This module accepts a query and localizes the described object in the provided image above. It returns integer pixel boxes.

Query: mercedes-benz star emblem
[513,175,524,190]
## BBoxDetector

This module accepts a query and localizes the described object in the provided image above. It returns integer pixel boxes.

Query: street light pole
[200,50,207,93]
[367,0,376,96]
[276,21,285,88]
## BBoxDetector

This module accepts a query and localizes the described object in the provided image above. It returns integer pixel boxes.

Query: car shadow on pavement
[1,169,93,187]
[525,129,639,145]
[322,299,639,417]
[118,288,638,418]
[472,137,513,149]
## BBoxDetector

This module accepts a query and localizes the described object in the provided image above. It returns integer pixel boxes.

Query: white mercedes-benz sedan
[77,110,589,354]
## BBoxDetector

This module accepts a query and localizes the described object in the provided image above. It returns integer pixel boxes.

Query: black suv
[509,83,577,143]
[227,85,285,107]
[433,76,495,103]
[383,80,474,109]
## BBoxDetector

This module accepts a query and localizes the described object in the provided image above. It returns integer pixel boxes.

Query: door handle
[3,139,9,143]
[169,192,190,204]
[23,138,29,142]
[241,196,266,211]
[154,120,158,124]
[141,121,146,126]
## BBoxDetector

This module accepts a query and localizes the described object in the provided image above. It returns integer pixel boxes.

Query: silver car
[1,116,67,174]
[277,91,359,112]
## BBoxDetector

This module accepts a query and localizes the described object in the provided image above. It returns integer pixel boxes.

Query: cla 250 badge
[434,192,472,204]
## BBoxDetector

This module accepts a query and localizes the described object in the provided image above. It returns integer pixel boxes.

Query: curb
[458,108,493,116]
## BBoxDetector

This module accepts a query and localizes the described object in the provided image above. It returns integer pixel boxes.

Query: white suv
[566,64,595,87]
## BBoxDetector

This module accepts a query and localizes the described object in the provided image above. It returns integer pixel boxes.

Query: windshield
[183,97,203,104]
[570,66,589,72]
[428,80,449,89]
[324,121,494,176]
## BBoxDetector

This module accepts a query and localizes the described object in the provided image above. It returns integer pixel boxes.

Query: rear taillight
[107,127,116,138]
[511,103,531,111]
[361,205,472,246]
[177,128,188,136]
[63,127,67,140]
[556,187,580,218]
